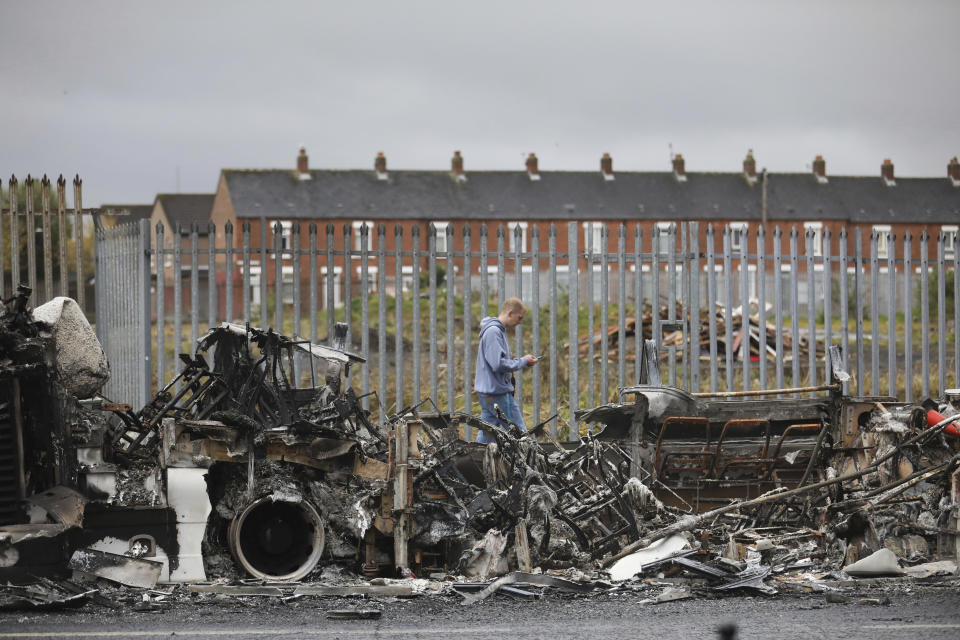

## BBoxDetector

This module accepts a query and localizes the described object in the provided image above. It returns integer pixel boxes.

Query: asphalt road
[2,584,960,640]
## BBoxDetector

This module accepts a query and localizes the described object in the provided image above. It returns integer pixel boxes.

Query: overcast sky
[1,0,958,206]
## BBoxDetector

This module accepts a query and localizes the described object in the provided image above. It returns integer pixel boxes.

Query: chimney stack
[296,146,310,180]
[813,155,828,183]
[743,150,757,184]
[375,151,388,180]
[672,153,687,182]
[948,156,960,186]
[526,153,540,181]
[881,158,895,186]
[600,153,614,181]
[451,150,464,175]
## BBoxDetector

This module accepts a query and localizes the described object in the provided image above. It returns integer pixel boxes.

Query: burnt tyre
[227,496,325,581]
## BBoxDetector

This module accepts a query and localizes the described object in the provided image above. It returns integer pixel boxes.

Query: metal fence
[95,219,960,441]
[0,174,88,308]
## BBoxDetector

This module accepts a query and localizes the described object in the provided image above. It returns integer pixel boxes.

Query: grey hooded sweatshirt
[473,316,527,394]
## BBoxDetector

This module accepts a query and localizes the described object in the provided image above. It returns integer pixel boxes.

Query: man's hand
[523,354,539,366]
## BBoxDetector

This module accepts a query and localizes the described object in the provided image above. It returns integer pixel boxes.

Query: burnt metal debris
[2,291,960,610]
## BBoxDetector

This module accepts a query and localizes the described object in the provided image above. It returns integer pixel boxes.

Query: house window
[656,222,675,256]
[507,221,528,253]
[320,266,343,308]
[873,225,892,260]
[433,221,451,254]
[804,222,823,257]
[356,265,378,293]
[352,220,374,252]
[400,265,415,292]
[582,222,605,255]
[943,225,958,260]
[279,220,293,251]
[728,222,748,253]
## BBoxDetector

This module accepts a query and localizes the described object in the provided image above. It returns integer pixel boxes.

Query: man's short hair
[501,297,525,314]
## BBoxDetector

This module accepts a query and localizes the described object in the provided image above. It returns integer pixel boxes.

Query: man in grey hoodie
[473,297,539,443]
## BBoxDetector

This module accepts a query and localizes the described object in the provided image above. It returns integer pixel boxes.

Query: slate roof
[221,169,960,225]
[155,194,215,231]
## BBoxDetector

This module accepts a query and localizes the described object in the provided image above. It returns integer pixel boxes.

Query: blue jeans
[476,392,526,443]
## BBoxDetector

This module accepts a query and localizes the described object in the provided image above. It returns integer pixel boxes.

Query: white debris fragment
[843,548,904,577]
[608,533,692,582]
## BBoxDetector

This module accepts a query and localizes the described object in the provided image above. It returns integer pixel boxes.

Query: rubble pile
[581,300,821,362]
[1,292,959,612]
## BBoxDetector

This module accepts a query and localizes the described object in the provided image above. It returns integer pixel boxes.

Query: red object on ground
[926,409,960,438]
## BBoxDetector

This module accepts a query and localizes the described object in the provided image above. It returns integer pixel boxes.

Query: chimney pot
[881,158,895,185]
[743,149,757,181]
[948,156,960,186]
[375,151,388,180]
[600,153,614,180]
[672,153,687,182]
[297,146,310,179]
[526,153,540,180]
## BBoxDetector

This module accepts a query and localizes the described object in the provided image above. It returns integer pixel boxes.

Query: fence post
[757,225,767,390]
[634,225,644,385]
[26,176,36,295]
[740,225,750,392]
[463,224,473,423]
[823,228,831,392]
[937,231,947,398]
[689,222,701,393]
[156,223,166,388]
[41,176,53,302]
[9,176,18,294]
[904,231,913,402]
[73,176,84,310]
[568,222,579,427]
[378,224,387,423]
[617,223,626,391]
[600,223,609,399]
[548,224,558,438]
[446,223,455,413]
[806,226,816,394]
[411,225,421,403]
[531,225,541,425]
[887,230,896,397]
[395,225,404,412]
[722,226,734,391]
[920,230,930,398]
[360,223,370,410]
[870,228,879,396]
[139,218,153,403]
[57,176,68,297]
[428,224,438,407]
[789,227,800,393]
[706,224,718,393]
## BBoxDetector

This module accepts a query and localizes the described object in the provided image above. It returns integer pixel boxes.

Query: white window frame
[281,265,295,304]
[655,222,675,256]
[433,221,451,254]
[942,225,958,260]
[804,221,823,257]
[248,265,262,307]
[873,224,892,260]
[507,221,528,253]
[728,221,748,253]
[352,220,374,252]
[356,265,378,293]
[279,220,293,251]
[582,221,605,255]
[320,265,343,308]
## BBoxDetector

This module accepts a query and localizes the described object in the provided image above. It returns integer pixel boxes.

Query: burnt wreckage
[2,292,960,599]
[1,295,650,584]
